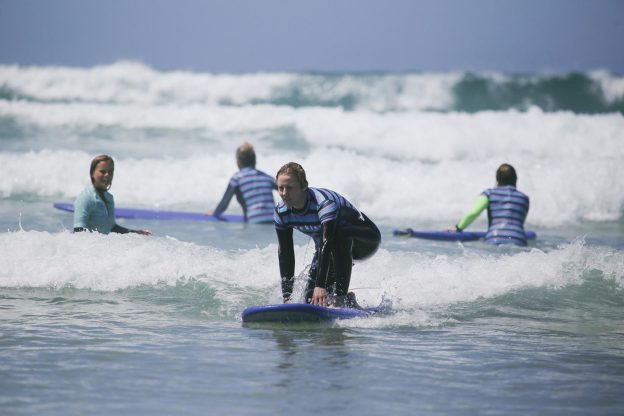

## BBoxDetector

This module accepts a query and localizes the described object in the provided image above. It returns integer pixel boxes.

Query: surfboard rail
[241,302,387,323]
[53,202,245,222]
[393,228,537,241]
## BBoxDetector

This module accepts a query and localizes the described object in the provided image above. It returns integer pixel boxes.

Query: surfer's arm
[523,197,530,222]
[308,220,338,306]
[111,224,152,235]
[276,227,295,302]
[112,224,130,234]
[315,219,337,289]
[212,184,236,217]
[307,221,338,307]
[73,193,92,231]
[456,195,488,231]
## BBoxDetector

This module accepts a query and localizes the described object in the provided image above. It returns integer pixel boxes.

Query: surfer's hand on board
[311,287,328,307]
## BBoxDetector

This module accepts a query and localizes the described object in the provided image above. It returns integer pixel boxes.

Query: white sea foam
[0,230,280,293]
[590,69,624,103]
[1,232,621,311]
[0,62,293,106]
[0,62,459,111]
[2,108,623,227]
[2,63,623,227]
[1,99,622,160]
[3,62,623,112]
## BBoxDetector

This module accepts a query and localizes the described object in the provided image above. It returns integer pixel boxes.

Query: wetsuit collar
[290,188,310,214]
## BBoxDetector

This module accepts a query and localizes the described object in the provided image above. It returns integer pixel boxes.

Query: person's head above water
[276,162,308,210]
[276,162,308,189]
[90,154,114,191]
[496,163,517,186]
[236,142,256,169]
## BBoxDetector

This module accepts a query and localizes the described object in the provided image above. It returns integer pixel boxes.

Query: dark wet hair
[90,155,114,184]
[276,162,308,189]
[236,143,256,168]
[496,163,517,186]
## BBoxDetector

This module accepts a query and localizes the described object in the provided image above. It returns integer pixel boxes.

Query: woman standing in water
[73,155,151,235]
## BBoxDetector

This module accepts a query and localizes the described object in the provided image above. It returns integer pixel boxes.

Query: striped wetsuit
[275,187,380,302]
[213,167,277,224]
[483,185,530,246]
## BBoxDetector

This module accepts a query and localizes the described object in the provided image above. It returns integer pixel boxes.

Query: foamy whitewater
[1,62,623,415]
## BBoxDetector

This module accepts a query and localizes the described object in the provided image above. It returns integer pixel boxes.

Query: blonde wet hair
[90,154,114,185]
[276,162,308,189]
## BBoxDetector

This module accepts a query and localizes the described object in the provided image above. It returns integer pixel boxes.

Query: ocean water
[1,62,623,415]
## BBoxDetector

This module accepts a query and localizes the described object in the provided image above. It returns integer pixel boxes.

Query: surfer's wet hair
[236,143,256,168]
[276,162,308,189]
[90,155,114,184]
[496,163,517,186]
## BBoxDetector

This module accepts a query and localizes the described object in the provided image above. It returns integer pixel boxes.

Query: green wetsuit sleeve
[457,195,488,230]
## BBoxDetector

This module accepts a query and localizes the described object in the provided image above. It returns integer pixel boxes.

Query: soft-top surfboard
[53,202,244,222]
[393,228,537,241]
[241,303,387,323]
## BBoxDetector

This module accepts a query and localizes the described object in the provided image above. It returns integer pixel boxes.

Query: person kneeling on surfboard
[211,143,277,224]
[274,162,380,308]
[453,163,530,246]
[73,154,151,235]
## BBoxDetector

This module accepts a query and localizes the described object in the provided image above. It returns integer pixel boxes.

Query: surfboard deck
[241,302,388,323]
[53,202,244,222]
[393,228,537,241]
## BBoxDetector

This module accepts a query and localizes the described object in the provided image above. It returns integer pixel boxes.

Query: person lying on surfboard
[274,162,381,308]
[73,155,151,235]
[452,163,530,246]
[210,142,277,224]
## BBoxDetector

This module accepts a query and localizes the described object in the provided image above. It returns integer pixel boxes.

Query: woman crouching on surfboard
[73,154,151,235]
[274,162,380,308]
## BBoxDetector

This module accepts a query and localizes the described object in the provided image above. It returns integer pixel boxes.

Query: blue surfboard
[241,303,387,323]
[393,228,537,241]
[53,202,245,222]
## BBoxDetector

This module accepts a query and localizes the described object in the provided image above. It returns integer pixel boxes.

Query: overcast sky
[1,0,623,74]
